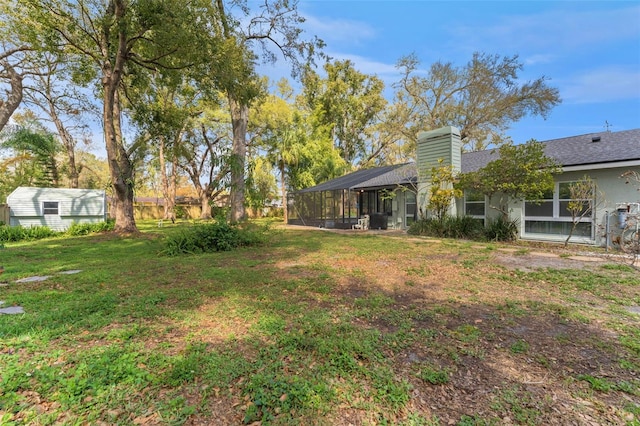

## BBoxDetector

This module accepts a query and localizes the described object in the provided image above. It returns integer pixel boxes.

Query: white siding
[7,187,106,231]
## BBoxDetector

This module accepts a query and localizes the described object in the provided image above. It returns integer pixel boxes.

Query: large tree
[22,54,95,188]
[251,79,345,222]
[213,0,323,222]
[0,46,29,133]
[179,117,232,220]
[19,0,215,233]
[302,59,387,167]
[394,53,561,152]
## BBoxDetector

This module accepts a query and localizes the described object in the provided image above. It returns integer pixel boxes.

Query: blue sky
[262,0,640,145]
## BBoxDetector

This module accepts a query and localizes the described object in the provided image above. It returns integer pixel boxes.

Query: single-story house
[6,187,107,231]
[288,126,640,246]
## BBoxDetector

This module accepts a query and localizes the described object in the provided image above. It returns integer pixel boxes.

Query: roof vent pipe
[592,136,601,142]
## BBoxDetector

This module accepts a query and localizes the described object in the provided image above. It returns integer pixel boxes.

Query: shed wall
[7,187,106,231]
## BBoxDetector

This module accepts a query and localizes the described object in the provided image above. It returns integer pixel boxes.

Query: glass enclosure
[288,188,394,229]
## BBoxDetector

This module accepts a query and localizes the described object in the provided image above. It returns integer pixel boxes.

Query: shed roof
[7,186,105,200]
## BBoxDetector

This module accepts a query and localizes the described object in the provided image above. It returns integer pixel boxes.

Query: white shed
[6,187,107,231]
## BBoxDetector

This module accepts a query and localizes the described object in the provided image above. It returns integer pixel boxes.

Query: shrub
[408,215,484,240]
[161,220,270,256]
[484,216,518,242]
[66,220,115,236]
[0,225,60,242]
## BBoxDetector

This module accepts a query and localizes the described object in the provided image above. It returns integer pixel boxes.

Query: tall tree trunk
[200,190,212,219]
[159,136,175,220]
[103,81,137,233]
[0,61,23,132]
[100,0,138,233]
[228,95,248,223]
[280,159,287,224]
[169,155,177,222]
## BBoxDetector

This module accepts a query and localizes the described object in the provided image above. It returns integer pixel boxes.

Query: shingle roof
[296,164,406,193]
[297,128,640,192]
[462,128,640,173]
[351,163,417,189]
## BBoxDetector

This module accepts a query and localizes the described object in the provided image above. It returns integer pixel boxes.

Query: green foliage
[483,216,519,242]
[246,156,277,210]
[0,221,114,242]
[418,366,450,385]
[0,123,62,188]
[408,216,484,240]
[65,220,115,236]
[427,159,463,221]
[395,52,561,153]
[161,220,270,255]
[577,374,613,392]
[0,224,59,242]
[510,339,529,354]
[458,140,560,218]
[301,59,387,166]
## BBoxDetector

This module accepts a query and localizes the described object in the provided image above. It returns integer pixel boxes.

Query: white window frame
[463,189,486,221]
[43,201,59,215]
[523,181,594,240]
[405,191,416,227]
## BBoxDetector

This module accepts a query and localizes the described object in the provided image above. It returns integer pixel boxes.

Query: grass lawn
[1,220,639,425]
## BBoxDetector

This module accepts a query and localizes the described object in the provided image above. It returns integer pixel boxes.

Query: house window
[405,191,417,226]
[377,191,393,216]
[524,181,593,238]
[43,201,59,215]
[464,189,486,219]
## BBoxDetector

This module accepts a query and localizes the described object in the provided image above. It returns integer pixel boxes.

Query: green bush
[408,215,518,242]
[0,220,115,242]
[0,225,60,242]
[161,220,270,256]
[408,216,484,240]
[66,220,115,236]
[484,216,518,242]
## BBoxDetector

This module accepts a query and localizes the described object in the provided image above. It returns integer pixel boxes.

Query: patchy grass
[0,221,638,425]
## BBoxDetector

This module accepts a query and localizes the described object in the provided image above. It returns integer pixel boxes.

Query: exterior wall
[522,166,640,246]
[455,165,640,246]
[7,187,106,231]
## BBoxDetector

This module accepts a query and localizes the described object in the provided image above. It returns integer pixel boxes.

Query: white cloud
[523,54,555,66]
[561,66,640,104]
[302,14,377,45]
[325,52,399,78]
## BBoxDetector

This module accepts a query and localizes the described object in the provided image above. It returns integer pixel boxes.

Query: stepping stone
[567,255,603,262]
[0,306,24,315]
[58,270,82,275]
[530,252,559,258]
[627,306,640,315]
[0,301,26,314]
[15,276,50,283]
